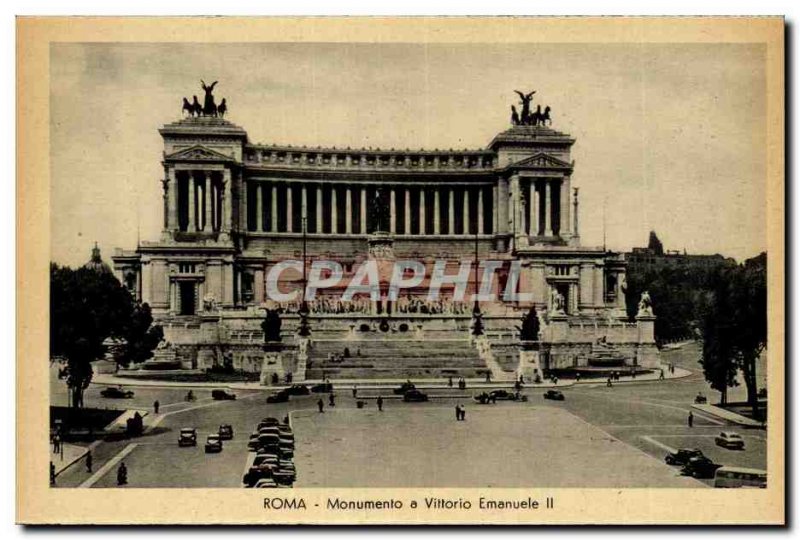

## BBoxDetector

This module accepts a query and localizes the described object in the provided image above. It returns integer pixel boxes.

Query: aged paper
[17,16,784,525]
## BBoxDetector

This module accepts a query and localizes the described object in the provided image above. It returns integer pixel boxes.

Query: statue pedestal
[367,232,395,314]
[260,342,285,386]
[517,342,542,382]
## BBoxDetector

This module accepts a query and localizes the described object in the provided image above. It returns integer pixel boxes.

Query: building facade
[113,97,657,380]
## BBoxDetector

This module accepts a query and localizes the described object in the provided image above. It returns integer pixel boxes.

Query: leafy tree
[117,302,164,367]
[647,230,664,255]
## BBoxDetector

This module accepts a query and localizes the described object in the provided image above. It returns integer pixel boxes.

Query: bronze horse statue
[217,98,227,118]
[191,95,202,116]
[182,97,193,117]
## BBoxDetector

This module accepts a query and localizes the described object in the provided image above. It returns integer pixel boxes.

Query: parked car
[665,448,705,466]
[266,390,291,404]
[681,456,723,479]
[715,431,745,450]
[211,389,236,401]
[490,389,528,401]
[543,390,565,401]
[260,417,280,427]
[394,382,416,395]
[287,384,311,396]
[254,478,278,488]
[247,434,260,451]
[100,386,134,399]
[243,466,271,487]
[403,389,429,402]
[204,434,223,453]
[694,393,708,404]
[714,467,767,488]
[311,382,333,393]
[218,424,234,440]
[178,427,197,447]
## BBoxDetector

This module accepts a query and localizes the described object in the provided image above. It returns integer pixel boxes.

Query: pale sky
[50,42,766,267]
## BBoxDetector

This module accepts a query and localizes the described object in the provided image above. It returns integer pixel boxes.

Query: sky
[49,42,766,267]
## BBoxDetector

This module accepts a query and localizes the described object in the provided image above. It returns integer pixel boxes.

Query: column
[493,184,499,235]
[389,188,396,233]
[448,188,455,235]
[271,185,278,232]
[316,185,323,233]
[509,175,520,238]
[419,189,426,234]
[531,181,539,236]
[239,175,248,232]
[433,189,441,234]
[497,178,509,235]
[404,188,411,235]
[203,172,211,231]
[255,183,263,232]
[544,180,552,236]
[301,184,308,225]
[167,168,178,231]
[286,184,293,233]
[331,186,338,233]
[345,187,353,234]
[560,178,570,236]
[360,187,367,233]
[187,174,196,231]
[462,188,470,235]
[477,187,484,234]
[222,169,232,233]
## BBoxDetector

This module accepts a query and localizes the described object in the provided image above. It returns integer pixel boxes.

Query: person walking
[448,376,453,388]
[575,372,581,383]
[606,376,613,388]
[377,396,383,412]
[117,462,128,486]
[317,398,324,413]
[329,393,336,407]
[154,400,160,414]
[461,405,467,421]
[659,368,665,380]
[688,411,694,428]
[85,450,93,473]
[455,404,461,421]
[352,385,358,399]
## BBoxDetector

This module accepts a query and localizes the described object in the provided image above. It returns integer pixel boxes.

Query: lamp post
[297,216,311,337]
[472,227,483,336]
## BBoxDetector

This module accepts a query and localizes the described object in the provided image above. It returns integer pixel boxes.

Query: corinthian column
[477,187,484,234]
[462,188,470,235]
[544,180,552,236]
[419,189,426,234]
[271,185,278,232]
[286,184,293,233]
[389,188,396,234]
[187,175,196,231]
[404,188,411,234]
[331,187,338,233]
[346,187,353,234]
[530,181,538,236]
[448,188,455,235]
[433,189,441,234]
[255,184,262,232]
[360,187,367,233]
[316,185,323,233]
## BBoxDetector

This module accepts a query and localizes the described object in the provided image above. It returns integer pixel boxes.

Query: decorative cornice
[164,145,236,163]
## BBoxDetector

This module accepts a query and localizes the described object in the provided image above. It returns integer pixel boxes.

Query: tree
[647,231,664,255]
[117,302,164,367]
[698,253,767,415]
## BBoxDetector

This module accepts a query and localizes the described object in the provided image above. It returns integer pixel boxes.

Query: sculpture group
[182,80,228,118]
[511,90,551,127]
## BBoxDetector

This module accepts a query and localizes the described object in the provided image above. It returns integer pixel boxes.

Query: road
[51,342,767,488]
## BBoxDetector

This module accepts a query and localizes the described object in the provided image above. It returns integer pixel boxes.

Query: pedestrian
[50,462,56,486]
[485,371,491,383]
[86,451,93,473]
[448,376,453,388]
[519,374,525,384]
[606,377,613,388]
[688,411,694,428]
[455,404,461,421]
[352,385,358,399]
[53,433,61,454]
[154,400,159,414]
[117,462,128,486]
[317,398,324,413]
[344,347,350,358]
[328,393,336,407]
[659,369,665,380]
[514,380,522,392]
[575,372,581,383]
[377,396,383,412]
[461,405,467,421]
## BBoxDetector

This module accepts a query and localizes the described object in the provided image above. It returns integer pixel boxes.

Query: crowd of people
[266,295,472,316]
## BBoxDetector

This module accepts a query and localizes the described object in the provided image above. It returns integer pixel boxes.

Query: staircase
[304,338,489,380]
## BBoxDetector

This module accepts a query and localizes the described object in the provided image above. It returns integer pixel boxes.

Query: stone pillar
[529,181,538,236]
[389,188,396,233]
[255,184,263,232]
[360,187,367,233]
[544,180,552,236]
[404,188,411,235]
[286,184,293,233]
[239,176,248,232]
[271,185,278,232]
[419,189,426,234]
[254,267,265,304]
[167,168,177,232]
[222,169,232,234]
[562,177,571,236]
[433,189,441,234]
[448,188,455,235]
[462,188,470,235]
[346,187,353,234]
[477,187,484,235]
[204,172,212,232]
[316,185,323,233]
[497,177,509,235]
[493,184,499,235]
[331,186,338,233]
[301,184,308,224]
[510,174,520,238]
[187,174,196,231]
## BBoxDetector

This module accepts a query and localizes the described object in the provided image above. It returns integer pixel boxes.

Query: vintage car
[247,433,260,451]
[100,386,135,399]
[715,431,745,450]
[403,389,429,402]
[681,456,723,479]
[694,393,708,404]
[254,478,279,488]
[218,424,234,440]
[204,434,223,453]
[287,384,311,396]
[178,427,197,447]
[311,382,334,393]
[243,466,272,487]
[665,448,705,466]
[266,390,291,404]
[474,390,528,403]
[393,382,416,395]
[211,389,236,401]
[543,390,565,401]
[272,470,295,486]
[258,433,281,450]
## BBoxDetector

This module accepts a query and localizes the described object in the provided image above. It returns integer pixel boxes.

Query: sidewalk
[50,442,88,476]
[691,403,766,428]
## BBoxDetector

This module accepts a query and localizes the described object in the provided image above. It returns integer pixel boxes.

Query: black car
[681,456,723,479]
[100,386,135,399]
[665,448,705,466]
[393,382,416,395]
[403,389,429,402]
[218,424,234,440]
[311,382,333,393]
[287,385,311,396]
[543,390,564,401]
[490,389,528,402]
[211,389,236,401]
[266,390,291,403]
